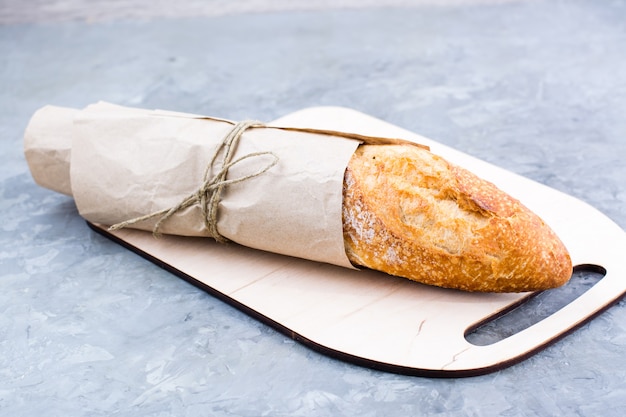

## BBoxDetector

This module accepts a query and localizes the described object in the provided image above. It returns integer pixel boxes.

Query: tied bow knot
[109,120,279,242]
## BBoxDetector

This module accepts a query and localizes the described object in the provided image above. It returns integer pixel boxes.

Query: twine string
[108,120,278,242]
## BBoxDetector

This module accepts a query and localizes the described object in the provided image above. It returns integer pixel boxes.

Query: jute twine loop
[108,120,278,242]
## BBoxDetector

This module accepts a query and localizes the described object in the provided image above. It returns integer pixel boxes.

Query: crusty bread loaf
[342,144,572,292]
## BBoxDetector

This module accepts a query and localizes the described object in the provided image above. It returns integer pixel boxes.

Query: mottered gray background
[1,0,625,416]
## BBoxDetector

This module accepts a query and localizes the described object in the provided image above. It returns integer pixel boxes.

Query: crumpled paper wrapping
[24,102,424,269]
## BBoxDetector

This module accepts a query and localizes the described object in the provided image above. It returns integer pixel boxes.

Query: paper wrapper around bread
[24,102,426,270]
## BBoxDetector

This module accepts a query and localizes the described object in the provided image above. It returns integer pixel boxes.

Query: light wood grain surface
[96,106,626,376]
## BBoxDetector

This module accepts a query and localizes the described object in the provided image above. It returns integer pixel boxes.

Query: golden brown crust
[342,144,572,292]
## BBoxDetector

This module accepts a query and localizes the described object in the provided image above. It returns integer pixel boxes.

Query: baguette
[342,144,572,292]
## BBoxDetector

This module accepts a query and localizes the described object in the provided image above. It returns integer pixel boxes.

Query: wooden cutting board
[89,107,626,377]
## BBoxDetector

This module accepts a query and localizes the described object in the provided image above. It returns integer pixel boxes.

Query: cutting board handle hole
[464,264,606,346]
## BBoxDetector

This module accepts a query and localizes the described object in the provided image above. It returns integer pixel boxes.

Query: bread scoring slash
[343,144,573,292]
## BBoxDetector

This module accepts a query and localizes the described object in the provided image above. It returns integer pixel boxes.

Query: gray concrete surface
[0,0,522,23]
[1,0,625,416]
